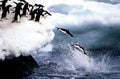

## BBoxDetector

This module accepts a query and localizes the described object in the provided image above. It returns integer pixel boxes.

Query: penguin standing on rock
[1,5,12,19]
[0,0,10,11]
[29,4,38,20]
[21,2,29,16]
[35,5,44,22]
[12,2,23,23]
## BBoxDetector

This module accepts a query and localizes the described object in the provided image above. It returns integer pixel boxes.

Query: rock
[0,55,38,79]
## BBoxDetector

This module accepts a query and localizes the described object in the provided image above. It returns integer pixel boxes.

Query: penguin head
[29,4,34,8]
[34,4,38,6]
[19,3,24,5]
[8,5,12,7]
[39,4,44,7]
[5,4,12,8]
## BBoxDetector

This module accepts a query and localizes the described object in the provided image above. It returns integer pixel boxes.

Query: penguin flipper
[69,33,74,37]
[70,34,74,37]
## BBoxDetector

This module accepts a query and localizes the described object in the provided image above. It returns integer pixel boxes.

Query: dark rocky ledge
[0,55,38,79]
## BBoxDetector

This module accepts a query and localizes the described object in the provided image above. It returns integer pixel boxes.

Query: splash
[64,45,94,71]
[0,17,55,60]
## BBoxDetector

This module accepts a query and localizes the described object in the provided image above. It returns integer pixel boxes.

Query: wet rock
[0,55,38,79]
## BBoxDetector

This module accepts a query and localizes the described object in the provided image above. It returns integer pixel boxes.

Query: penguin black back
[1,5,12,19]
[35,7,45,22]
[12,2,23,23]
[18,0,26,3]
[22,2,29,16]
[0,0,9,10]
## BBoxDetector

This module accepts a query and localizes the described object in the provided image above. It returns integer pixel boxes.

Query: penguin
[29,4,34,15]
[71,44,87,55]
[12,2,23,23]
[21,2,29,16]
[1,5,12,19]
[57,27,74,37]
[34,6,44,22]
[0,0,10,11]
[29,4,38,20]
[18,0,26,3]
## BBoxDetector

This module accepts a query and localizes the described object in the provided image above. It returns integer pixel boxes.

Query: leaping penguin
[71,44,87,55]
[57,27,74,37]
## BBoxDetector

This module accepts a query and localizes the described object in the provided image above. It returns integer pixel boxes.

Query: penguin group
[0,0,52,23]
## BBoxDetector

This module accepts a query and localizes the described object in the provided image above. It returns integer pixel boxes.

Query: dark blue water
[27,24,120,79]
